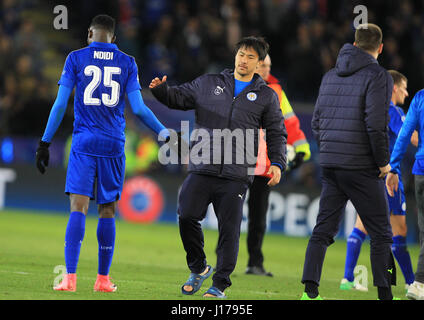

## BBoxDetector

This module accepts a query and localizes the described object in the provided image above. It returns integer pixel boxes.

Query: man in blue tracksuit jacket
[387,87,424,300]
[149,36,287,298]
[302,24,396,300]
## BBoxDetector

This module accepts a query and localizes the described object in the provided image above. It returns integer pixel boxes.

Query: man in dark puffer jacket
[301,24,396,300]
[150,36,286,298]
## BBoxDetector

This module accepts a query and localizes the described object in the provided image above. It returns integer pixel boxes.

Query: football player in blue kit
[341,70,418,294]
[36,14,169,292]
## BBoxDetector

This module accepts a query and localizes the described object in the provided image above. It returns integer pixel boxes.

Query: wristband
[39,140,51,148]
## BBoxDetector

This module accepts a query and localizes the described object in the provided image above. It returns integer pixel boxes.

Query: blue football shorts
[65,150,126,204]
[385,175,406,216]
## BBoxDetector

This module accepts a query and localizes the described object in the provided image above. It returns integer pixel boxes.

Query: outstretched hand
[149,75,167,89]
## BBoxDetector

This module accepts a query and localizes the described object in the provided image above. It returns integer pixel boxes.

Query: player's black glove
[289,152,305,170]
[36,140,51,174]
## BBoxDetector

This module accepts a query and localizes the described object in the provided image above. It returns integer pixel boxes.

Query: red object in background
[118,176,164,223]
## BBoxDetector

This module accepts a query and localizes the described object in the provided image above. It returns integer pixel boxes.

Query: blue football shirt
[58,41,142,157]
[234,78,252,97]
[388,102,406,155]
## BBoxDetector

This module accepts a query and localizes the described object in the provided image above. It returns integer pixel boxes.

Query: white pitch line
[0,269,30,275]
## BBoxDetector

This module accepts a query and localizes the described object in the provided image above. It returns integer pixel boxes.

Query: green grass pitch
[0,209,419,300]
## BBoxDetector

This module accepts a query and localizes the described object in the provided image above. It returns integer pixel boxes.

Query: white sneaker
[406,281,424,300]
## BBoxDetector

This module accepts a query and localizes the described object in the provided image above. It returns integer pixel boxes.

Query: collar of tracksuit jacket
[220,68,267,95]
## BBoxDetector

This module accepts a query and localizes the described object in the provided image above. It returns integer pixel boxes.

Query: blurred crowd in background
[0,0,422,181]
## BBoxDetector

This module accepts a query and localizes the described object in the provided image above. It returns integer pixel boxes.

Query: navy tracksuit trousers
[302,168,396,288]
[178,173,248,291]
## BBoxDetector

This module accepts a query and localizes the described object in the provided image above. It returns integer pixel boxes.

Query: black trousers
[302,168,395,288]
[247,176,270,268]
[177,173,248,291]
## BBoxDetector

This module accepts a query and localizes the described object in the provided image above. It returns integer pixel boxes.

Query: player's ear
[392,84,398,97]
[256,59,262,69]
[111,34,116,43]
[87,28,93,41]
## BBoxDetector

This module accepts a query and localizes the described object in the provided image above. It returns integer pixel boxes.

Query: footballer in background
[36,14,169,292]
[341,70,418,293]
[245,53,311,276]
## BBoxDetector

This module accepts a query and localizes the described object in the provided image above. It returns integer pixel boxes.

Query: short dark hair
[355,23,383,52]
[235,36,269,61]
[388,70,407,86]
[90,14,116,34]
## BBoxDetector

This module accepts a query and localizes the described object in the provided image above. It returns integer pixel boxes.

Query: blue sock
[97,218,116,276]
[392,235,415,285]
[64,211,86,274]
[344,228,366,282]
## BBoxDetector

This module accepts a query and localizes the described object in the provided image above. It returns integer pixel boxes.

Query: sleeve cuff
[271,162,283,171]
[39,140,51,147]
[390,168,400,175]
[150,82,169,103]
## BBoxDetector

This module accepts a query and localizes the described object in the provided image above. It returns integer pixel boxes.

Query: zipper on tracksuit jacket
[219,96,237,176]
[218,84,257,176]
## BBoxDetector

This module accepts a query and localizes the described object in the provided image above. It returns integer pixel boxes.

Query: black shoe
[245,266,273,277]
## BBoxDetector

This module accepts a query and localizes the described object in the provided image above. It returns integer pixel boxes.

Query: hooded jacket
[151,69,287,184]
[311,43,393,170]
